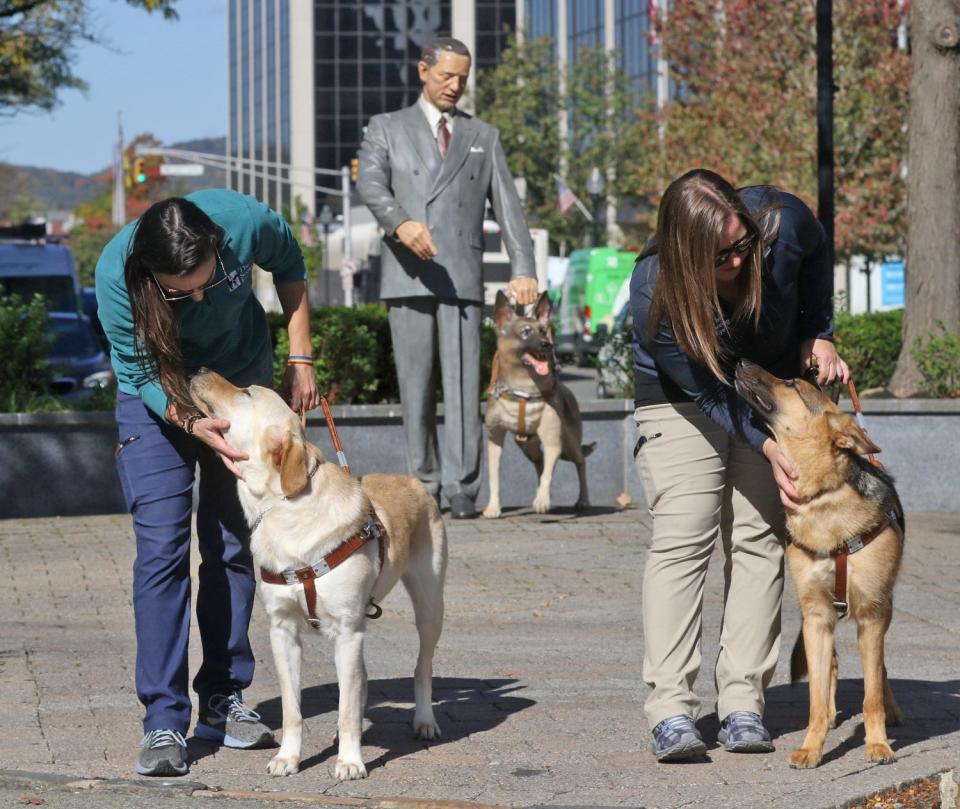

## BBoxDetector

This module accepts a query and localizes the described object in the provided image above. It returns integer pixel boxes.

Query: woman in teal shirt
[96,190,319,777]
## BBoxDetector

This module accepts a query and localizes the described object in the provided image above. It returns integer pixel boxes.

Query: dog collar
[248,457,321,535]
[490,383,545,402]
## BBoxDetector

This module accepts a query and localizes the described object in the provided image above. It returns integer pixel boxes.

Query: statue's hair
[420,37,471,66]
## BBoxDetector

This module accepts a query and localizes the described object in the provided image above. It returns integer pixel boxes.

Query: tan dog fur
[735,360,904,768]
[190,370,447,780]
[483,291,594,518]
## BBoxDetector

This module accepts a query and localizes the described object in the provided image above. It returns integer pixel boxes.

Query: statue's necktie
[437,117,450,159]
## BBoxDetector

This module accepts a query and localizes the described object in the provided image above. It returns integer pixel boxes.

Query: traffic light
[134,158,146,184]
[350,157,359,183]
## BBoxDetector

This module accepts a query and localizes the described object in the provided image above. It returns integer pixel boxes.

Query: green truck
[555,247,636,365]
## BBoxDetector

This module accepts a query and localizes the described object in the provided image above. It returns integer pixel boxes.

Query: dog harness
[256,397,386,628]
[792,503,903,618]
[489,383,544,442]
[259,517,386,628]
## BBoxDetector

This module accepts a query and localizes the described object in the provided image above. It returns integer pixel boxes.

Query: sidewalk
[0,507,957,809]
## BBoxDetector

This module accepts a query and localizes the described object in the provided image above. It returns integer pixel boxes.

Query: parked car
[0,223,81,313]
[556,247,636,366]
[46,312,114,398]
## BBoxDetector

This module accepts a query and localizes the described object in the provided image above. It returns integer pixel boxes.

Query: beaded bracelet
[183,413,203,435]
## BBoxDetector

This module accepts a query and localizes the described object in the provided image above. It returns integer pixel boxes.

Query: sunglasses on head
[715,232,758,268]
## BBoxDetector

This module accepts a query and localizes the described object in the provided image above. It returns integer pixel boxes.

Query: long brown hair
[123,198,223,416]
[647,169,774,382]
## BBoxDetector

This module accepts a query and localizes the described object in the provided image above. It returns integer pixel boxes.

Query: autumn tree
[0,0,179,115]
[476,36,638,249]
[889,0,960,395]
[623,0,909,265]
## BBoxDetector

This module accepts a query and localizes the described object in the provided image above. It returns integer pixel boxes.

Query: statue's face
[418,51,471,112]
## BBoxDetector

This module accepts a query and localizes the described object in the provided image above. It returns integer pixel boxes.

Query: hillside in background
[0,136,226,218]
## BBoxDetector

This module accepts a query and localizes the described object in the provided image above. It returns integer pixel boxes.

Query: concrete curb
[0,769,509,809]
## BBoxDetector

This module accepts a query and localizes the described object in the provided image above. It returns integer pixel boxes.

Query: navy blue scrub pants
[115,392,256,734]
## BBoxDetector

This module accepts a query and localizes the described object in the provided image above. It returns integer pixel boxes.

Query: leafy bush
[269,304,499,405]
[0,294,60,413]
[833,308,903,391]
[911,322,960,398]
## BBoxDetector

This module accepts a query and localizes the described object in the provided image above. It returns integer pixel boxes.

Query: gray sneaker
[718,710,775,753]
[195,692,274,749]
[650,714,707,762]
[136,729,188,777]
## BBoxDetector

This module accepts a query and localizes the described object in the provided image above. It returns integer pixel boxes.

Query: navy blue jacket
[630,187,834,453]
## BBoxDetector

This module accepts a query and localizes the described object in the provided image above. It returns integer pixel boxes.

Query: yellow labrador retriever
[190,370,447,780]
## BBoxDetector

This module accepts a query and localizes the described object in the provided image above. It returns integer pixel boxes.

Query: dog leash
[259,397,384,625]
[827,376,895,616]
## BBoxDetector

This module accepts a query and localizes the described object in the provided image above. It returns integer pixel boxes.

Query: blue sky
[0,0,225,175]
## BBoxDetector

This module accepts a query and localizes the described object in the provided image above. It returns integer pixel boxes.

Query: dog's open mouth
[520,350,552,377]
[737,381,775,415]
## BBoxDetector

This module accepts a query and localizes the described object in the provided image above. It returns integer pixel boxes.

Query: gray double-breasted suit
[357,101,535,503]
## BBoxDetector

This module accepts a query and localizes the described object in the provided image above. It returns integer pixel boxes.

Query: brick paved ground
[0,508,957,808]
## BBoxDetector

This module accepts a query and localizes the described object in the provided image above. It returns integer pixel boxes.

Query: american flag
[556,176,577,215]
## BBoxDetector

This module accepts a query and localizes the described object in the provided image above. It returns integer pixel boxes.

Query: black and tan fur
[482,291,595,518]
[734,360,904,769]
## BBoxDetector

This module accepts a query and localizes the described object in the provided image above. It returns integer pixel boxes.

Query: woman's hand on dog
[801,338,850,386]
[763,438,804,510]
[193,417,250,479]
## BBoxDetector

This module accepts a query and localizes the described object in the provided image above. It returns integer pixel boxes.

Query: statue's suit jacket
[357,103,535,303]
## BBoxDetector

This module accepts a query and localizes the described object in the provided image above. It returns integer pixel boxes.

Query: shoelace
[724,710,765,729]
[209,693,262,724]
[655,715,696,735]
[141,729,186,749]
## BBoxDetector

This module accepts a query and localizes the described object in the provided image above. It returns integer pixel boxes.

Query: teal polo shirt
[95,189,306,420]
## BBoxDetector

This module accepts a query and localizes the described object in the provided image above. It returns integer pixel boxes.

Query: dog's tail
[790,627,807,683]
[581,441,597,458]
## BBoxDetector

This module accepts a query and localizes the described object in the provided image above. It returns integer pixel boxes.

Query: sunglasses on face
[715,233,758,268]
[152,250,226,302]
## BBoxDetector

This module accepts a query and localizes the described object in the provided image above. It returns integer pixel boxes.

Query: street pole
[112,112,125,226]
[341,165,353,308]
[816,0,836,294]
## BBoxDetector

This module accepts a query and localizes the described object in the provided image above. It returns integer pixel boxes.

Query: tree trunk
[889,0,960,396]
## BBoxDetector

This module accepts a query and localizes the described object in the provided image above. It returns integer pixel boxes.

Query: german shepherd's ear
[493,290,515,332]
[825,411,882,456]
[534,290,551,326]
[265,426,309,496]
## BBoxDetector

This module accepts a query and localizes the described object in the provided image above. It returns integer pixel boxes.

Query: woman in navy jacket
[630,169,849,761]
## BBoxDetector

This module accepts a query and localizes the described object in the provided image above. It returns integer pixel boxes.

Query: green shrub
[0,294,60,413]
[269,305,499,405]
[911,322,960,398]
[833,309,903,391]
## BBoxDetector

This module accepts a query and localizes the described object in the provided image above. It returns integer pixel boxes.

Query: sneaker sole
[194,722,274,749]
[721,738,775,753]
[136,759,188,777]
[652,737,708,762]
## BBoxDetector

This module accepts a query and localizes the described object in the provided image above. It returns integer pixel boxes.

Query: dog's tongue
[524,352,551,376]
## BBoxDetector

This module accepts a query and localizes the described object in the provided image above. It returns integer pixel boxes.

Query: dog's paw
[532,493,551,514]
[413,716,441,740]
[866,742,896,764]
[482,502,502,519]
[335,757,367,780]
[267,753,300,776]
[789,747,822,769]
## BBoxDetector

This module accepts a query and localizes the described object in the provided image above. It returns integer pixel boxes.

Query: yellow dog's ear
[265,426,309,496]
[825,411,881,456]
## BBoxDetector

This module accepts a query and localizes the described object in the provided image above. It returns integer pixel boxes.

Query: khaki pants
[633,402,786,728]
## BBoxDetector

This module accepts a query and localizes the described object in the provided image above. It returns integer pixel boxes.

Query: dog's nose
[541,340,553,351]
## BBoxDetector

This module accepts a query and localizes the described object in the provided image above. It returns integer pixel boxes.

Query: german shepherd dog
[483,291,595,518]
[734,360,904,769]
[190,370,447,780]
